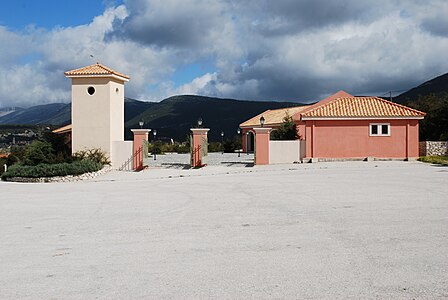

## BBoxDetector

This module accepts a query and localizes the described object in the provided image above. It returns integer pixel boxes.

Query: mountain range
[1,72,447,141]
[0,96,302,141]
[394,73,448,104]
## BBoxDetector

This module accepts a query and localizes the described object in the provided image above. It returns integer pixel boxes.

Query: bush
[73,149,110,165]
[208,142,222,153]
[0,158,5,176]
[1,160,103,180]
[146,141,190,154]
[419,156,448,166]
[23,140,55,166]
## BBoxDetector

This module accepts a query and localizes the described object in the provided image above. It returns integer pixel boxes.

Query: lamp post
[139,120,144,129]
[237,128,241,157]
[221,131,224,154]
[197,117,203,128]
[260,116,265,127]
[153,129,157,160]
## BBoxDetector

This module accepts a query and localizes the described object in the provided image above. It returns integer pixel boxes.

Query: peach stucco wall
[304,119,419,159]
[71,77,125,157]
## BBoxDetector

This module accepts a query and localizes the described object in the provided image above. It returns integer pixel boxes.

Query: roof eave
[240,122,283,128]
[65,74,130,82]
[301,116,425,121]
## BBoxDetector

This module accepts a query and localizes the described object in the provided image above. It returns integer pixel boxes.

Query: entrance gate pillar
[254,127,272,165]
[191,128,209,168]
[131,129,151,171]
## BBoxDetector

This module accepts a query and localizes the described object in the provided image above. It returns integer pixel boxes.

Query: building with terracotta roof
[64,63,133,168]
[240,91,425,161]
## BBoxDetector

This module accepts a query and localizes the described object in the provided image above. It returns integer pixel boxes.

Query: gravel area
[1,161,447,299]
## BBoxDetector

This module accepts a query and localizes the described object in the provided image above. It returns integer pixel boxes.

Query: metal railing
[118,146,143,171]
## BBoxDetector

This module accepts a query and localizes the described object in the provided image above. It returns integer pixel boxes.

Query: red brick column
[191,128,209,168]
[254,127,271,165]
[131,129,150,171]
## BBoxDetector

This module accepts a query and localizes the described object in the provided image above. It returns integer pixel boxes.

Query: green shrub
[0,158,5,176]
[175,143,190,153]
[146,141,190,154]
[23,140,55,166]
[73,149,110,165]
[419,156,448,166]
[1,160,102,180]
[9,145,27,162]
[208,142,222,152]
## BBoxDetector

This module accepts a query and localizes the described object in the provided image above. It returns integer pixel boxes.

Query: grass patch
[1,160,102,181]
[419,156,448,166]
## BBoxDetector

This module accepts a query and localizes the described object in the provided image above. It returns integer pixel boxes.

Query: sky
[1,0,448,108]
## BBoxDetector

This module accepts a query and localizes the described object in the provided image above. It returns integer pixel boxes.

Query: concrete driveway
[1,161,447,299]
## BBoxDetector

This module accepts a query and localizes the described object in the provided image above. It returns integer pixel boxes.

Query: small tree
[23,140,55,166]
[271,112,300,140]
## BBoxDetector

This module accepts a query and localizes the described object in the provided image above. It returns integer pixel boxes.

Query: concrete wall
[109,80,124,144]
[305,119,420,159]
[71,77,125,158]
[269,140,304,164]
[111,141,133,169]
[419,141,448,156]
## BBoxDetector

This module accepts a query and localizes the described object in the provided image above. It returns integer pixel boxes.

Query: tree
[270,112,300,140]
[23,140,55,166]
[407,93,448,141]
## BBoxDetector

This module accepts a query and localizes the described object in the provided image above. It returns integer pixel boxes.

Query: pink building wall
[304,119,419,159]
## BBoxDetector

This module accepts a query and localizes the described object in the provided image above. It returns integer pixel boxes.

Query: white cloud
[1,0,448,108]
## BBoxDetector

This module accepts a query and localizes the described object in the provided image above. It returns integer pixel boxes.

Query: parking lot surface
[1,161,447,299]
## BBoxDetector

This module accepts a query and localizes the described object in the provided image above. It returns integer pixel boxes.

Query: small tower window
[87,86,95,95]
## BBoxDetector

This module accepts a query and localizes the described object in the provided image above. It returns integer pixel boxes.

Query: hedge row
[1,160,103,180]
[419,156,448,166]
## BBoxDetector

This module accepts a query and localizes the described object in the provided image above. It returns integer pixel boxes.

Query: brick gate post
[131,129,151,171]
[191,128,209,168]
[253,127,272,165]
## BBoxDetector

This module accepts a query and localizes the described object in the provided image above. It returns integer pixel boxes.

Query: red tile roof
[64,63,130,80]
[240,106,310,127]
[301,96,425,119]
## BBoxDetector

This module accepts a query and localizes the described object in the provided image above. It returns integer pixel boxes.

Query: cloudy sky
[1,0,448,108]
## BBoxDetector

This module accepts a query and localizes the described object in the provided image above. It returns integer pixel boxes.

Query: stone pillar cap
[253,127,272,133]
[191,128,210,133]
[131,129,151,134]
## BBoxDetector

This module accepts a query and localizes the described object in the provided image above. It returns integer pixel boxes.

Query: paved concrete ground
[145,152,254,168]
[0,161,447,299]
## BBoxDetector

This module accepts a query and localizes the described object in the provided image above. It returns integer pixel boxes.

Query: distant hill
[394,73,448,104]
[0,107,24,118]
[394,73,448,141]
[0,95,302,142]
[0,98,154,126]
[125,95,302,141]
[0,103,70,125]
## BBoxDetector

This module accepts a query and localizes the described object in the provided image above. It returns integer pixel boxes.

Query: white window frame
[370,123,390,136]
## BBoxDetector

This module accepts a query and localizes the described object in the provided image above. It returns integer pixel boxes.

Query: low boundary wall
[419,141,448,156]
[269,140,305,164]
[111,141,133,169]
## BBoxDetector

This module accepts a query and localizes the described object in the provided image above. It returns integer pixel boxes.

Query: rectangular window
[370,123,390,136]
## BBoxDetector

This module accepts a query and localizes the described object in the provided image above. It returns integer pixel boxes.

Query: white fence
[269,140,305,164]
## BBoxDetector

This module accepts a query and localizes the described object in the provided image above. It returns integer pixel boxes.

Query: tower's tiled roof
[64,63,130,79]
[301,96,425,118]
